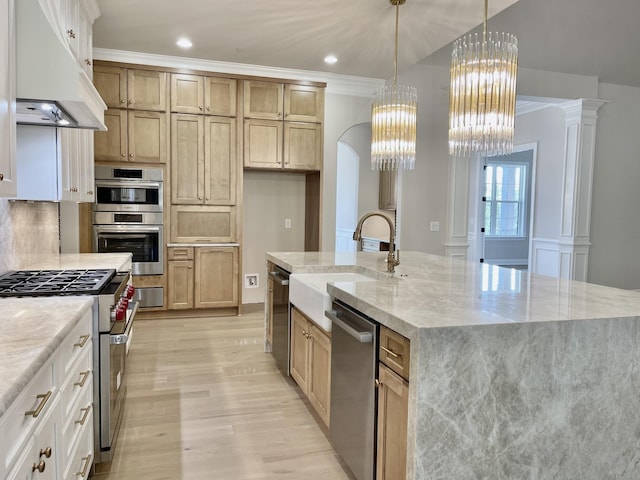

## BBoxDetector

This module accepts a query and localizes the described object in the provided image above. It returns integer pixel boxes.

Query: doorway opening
[475,143,537,269]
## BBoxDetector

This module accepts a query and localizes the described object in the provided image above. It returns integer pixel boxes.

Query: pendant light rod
[483,0,488,42]
[390,0,405,86]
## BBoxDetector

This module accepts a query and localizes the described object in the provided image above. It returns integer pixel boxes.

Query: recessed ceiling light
[324,55,338,65]
[177,37,193,49]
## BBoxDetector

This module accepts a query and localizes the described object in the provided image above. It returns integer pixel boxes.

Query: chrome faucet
[353,212,400,272]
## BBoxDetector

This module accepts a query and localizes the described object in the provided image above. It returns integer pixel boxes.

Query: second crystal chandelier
[449,0,518,157]
[371,0,418,171]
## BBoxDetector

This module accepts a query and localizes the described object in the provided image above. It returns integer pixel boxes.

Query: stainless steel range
[0,268,138,464]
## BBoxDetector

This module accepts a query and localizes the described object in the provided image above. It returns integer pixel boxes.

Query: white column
[557,99,606,281]
[443,156,471,259]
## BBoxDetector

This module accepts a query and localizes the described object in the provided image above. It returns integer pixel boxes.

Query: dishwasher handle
[325,310,373,343]
[269,271,289,286]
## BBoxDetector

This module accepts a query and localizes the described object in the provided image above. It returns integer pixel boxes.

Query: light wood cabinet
[171,74,237,116]
[290,307,331,426]
[376,326,410,480]
[167,246,238,310]
[171,114,236,205]
[94,109,167,163]
[243,81,323,172]
[170,205,237,243]
[0,0,16,198]
[376,363,409,480]
[93,66,168,111]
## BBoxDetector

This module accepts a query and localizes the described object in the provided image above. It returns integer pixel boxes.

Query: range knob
[126,285,136,299]
[115,305,126,321]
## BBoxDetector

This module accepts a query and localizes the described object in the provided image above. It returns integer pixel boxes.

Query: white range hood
[15,0,106,130]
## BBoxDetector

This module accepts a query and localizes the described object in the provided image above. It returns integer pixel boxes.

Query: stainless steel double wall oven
[93,166,164,307]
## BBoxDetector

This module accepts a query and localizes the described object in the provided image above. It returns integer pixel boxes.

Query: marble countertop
[19,253,132,272]
[0,297,94,419]
[267,251,640,339]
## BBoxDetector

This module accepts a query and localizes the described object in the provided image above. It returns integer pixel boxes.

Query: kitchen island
[267,251,640,480]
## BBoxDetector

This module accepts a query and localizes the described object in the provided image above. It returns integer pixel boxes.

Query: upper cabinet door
[171,73,204,114]
[93,66,127,108]
[284,84,324,123]
[0,0,16,197]
[205,77,237,117]
[243,80,283,120]
[63,0,80,59]
[127,69,168,111]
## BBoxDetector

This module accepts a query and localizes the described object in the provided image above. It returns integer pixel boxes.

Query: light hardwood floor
[92,307,353,480]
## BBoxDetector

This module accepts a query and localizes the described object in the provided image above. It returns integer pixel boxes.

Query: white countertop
[19,253,132,272]
[0,297,94,419]
[267,251,640,339]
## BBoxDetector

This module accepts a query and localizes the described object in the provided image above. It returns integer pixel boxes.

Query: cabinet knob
[67,29,76,39]
[85,59,92,66]
[198,196,203,200]
[128,100,133,105]
[188,266,192,269]
[120,99,125,104]
[374,379,382,388]
[199,106,203,111]
[32,461,46,473]
[129,154,134,157]
[39,447,52,459]
[206,106,210,111]
[121,153,126,157]
[0,173,3,181]
[87,190,94,195]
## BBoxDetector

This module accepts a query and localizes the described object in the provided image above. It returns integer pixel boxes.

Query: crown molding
[92,48,384,97]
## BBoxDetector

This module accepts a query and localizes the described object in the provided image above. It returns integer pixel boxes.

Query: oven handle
[110,301,138,345]
[95,226,162,234]
[96,180,162,189]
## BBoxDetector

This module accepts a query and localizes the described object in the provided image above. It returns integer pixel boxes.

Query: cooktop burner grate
[0,269,117,296]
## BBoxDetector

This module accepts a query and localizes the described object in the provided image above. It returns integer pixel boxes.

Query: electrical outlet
[284,218,292,229]
[244,274,259,288]
[430,221,440,232]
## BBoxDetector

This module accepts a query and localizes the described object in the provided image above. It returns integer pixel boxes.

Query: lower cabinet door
[289,308,309,392]
[194,247,238,308]
[308,324,331,427]
[376,363,409,480]
[168,260,194,309]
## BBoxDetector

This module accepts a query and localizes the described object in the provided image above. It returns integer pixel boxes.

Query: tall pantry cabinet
[0,0,16,197]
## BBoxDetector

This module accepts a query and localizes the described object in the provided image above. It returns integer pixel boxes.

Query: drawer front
[1,361,55,473]
[55,311,92,384]
[60,386,93,469]
[62,409,93,480]
[379,326,410,381]
[168,246,194,260]
[361,238,380,252]
[60,348,92,421]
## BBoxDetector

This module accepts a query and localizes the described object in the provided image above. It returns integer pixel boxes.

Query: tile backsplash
[0,200,60,274]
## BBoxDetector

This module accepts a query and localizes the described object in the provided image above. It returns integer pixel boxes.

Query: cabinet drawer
[1,360,55,473]
[168,247,194,260]
[60,387,92,468]
[60,348,92,421]
[62,410,93,480]
[361,238,380,252]
[55,311,92,384]
[379,326,410,381]
[170,205,237,243]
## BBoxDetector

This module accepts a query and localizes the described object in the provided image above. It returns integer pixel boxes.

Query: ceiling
[92,0,518,80]
[93,0,640,88]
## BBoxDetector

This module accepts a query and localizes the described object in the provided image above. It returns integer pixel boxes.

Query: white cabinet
[16,126,95,202]
[0,308,93,480]
[0,0,16,197]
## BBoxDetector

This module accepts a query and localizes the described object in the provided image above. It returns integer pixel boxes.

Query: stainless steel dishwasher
[326,300,379,480]
[269,266,290,375]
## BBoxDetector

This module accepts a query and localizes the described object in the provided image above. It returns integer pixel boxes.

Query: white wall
[321,92,376,251]
[242,171,306,304]
[588,82,640,289]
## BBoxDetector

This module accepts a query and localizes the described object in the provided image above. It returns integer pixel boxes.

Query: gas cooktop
[0,269,117,296]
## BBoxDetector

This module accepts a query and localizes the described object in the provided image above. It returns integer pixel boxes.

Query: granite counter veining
[266,251,640,479]
[0,297,94,419]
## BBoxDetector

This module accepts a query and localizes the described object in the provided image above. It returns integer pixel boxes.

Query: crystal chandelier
[371,0,418,171]
[449,0,518,157]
